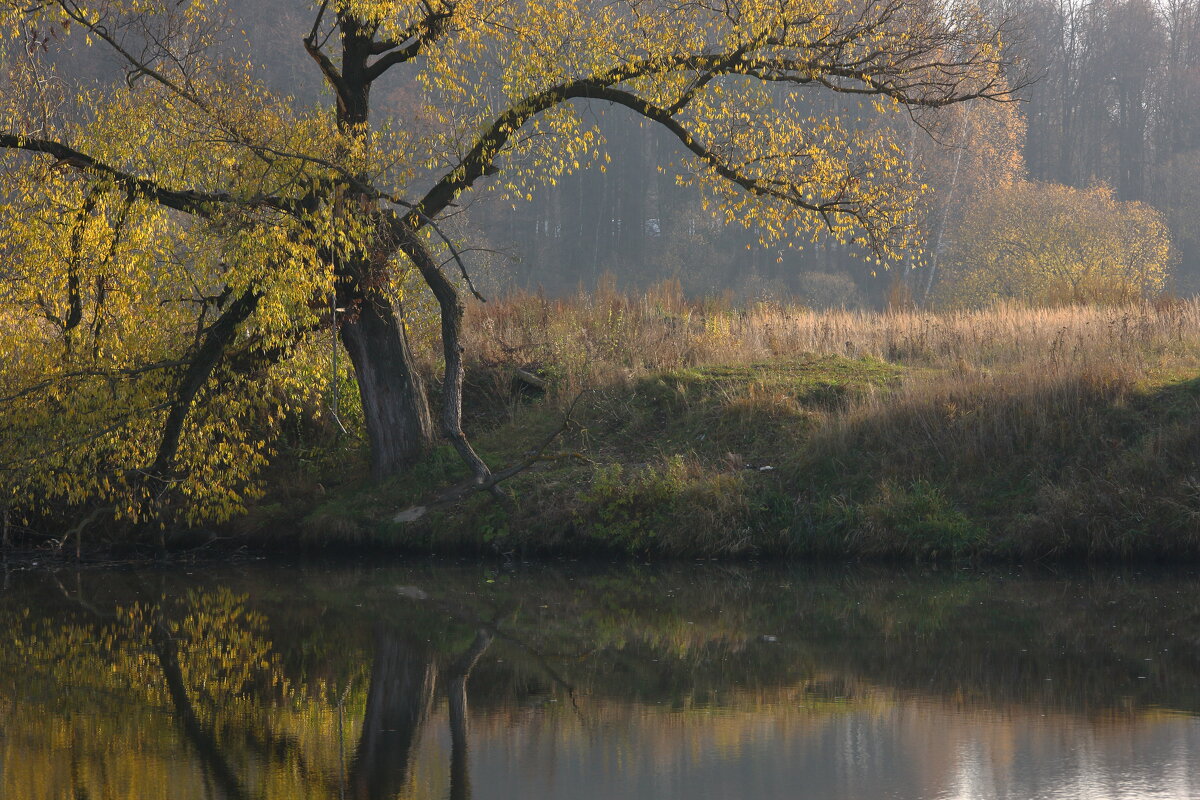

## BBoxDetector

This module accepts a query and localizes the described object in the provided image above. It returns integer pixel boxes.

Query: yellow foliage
[936,182,1172,307]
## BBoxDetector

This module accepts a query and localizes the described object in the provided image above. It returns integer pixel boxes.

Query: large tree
[0,0,1010,527]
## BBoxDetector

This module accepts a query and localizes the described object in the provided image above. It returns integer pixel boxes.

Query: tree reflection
[447,628,495,800]
[1,583,289,800]
[348,618,495,800]
[350,631,436,799]
[4,565,1200,800]
[147,599,249,800]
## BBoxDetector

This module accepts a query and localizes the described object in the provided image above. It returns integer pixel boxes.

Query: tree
[935,181,1171,306]
[899,84,1026,301]
[0,0,1011,528]
[1150,149,1200,290]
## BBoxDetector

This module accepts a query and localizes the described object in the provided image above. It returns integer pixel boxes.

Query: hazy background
[44,0,1200,307]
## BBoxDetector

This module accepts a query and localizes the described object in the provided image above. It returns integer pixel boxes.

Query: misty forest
[1,0,1200,560]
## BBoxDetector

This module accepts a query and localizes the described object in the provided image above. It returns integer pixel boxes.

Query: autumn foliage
[0,0,1011,534]
[936,181,1172,306]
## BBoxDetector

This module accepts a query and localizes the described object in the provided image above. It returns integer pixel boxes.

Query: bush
[863,480,985,558]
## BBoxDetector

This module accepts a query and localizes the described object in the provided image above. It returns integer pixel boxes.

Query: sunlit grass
[464,281,1200,389]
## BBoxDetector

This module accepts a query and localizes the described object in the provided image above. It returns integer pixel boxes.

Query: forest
[1,0,1199,560]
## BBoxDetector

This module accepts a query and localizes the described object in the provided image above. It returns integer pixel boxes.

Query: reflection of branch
[408,594,586,718]
[491,627,584,716]
[336,679,352,800]
[50,573,109,619]
[448,627,493,800]
[147,605,250,800]
[2,506,10,570]
[447,627,496,680]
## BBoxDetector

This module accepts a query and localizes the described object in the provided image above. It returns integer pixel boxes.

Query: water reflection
[1,564,1198,799]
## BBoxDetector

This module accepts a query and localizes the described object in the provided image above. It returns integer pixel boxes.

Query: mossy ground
[236,352,1200,561]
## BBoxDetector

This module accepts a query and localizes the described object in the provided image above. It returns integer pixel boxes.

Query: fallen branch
[393,392,590,523]
[513,368,548,391]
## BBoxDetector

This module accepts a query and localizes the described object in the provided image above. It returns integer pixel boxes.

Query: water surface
[2,562,1198,799]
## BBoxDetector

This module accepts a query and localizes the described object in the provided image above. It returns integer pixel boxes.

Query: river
[2,561,1198,799]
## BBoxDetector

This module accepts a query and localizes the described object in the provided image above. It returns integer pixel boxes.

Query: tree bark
[316,15,437,481]
[338,284,434,480]
[395,224,492,485]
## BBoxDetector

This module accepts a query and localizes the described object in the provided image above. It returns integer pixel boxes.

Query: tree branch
[0,133,298,215]
[302,33,351,110]
[145,289,260,480]
[392,392,588,522]
[406,41,1009,226]
[364,4,455,81]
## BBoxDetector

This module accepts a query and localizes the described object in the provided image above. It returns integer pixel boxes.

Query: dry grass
[465,281,1200,391]
[444,285,1200,558]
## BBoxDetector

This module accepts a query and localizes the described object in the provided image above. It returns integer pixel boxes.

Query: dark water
[2,562,1199,800]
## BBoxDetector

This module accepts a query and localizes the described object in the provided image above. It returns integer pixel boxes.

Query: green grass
[236,351,1200,561]
[229,292,1200,562]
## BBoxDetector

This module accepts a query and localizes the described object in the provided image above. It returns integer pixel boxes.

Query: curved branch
[302,33,350,109]
[407,39,1009,226]
[0,133,297,216]
[389,220,493,486]
[583,85,856,218]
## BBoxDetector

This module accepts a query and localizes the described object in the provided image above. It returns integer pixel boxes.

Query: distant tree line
[995,0,1198,296]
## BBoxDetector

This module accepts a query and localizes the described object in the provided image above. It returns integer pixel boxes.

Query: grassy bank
[233,287,1200,561]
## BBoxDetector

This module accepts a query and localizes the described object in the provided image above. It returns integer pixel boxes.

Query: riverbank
[9,293,1200,564]
[231,294,1200,561]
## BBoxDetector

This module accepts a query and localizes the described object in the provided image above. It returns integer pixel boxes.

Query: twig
[56,505,110,560]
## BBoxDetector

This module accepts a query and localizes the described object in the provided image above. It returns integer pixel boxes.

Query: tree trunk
[339,286,434,480]
[395,225,492,485]
[321,17,437,482]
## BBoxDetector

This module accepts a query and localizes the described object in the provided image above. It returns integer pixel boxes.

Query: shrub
[938,182,1171,307]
